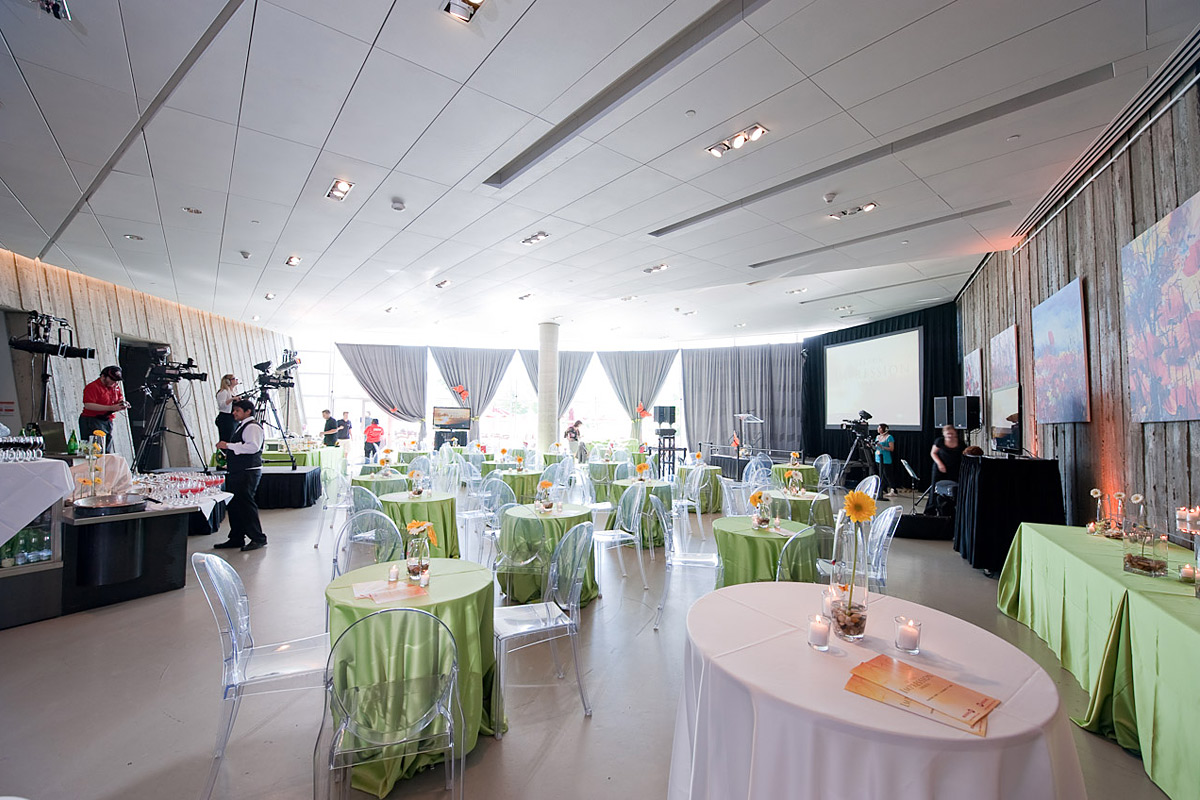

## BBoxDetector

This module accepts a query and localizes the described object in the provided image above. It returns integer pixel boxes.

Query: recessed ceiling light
[861,202,878,212]
[521,231,549,245]
[730,132,747,149]
[786,288,808,294]
[832,304,852,312]
[620,295,637,301]
[642,263,668,274]
[123,234,143,241]
[517,293,533,300]
[264,293,276,300]
[435,279,451,289]
[734,322,746,328]
[685,109,696,117]
[251,315,260,321]
[682,310,697,316]
[747,124,768,142]
[901,240,909,245]
[827,214,841,221]
[182,207,202,215]
[391,199,406,212]
[384,306,397,313]
[444,0,483,21]
[829,202,878,219]
[706,123,767,157]
[327,179,354,201]
[707,143,729,158]
[249,219,260,224]
[1006,134,1021,142]
[284,255,301,267]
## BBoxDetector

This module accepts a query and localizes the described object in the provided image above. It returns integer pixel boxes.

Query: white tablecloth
[669,582,1085,800]
[0,459,73,547]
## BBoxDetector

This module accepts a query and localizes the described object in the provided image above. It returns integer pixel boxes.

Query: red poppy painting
[1031,279,1090,423]
[1122,188,1200,422]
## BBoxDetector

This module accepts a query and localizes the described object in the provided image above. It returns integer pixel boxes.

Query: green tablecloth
[542,453,569,466]
[352,472,411,496]
[677,465,722,513]
[379,491,460,558]
[630,453,649,465]
[358,464,382,476]
[764,489,834,527]
[586,461,624,505]
[261,446,343,471]
[771,463,819,490]
[496,469,540,503]
[391,450,430,464]
[497,503,598,605]
[713,516,816,587]
[604,479,670,548]
[998,523,1199,800]
[480,460,501,477]
[325,559,499,797]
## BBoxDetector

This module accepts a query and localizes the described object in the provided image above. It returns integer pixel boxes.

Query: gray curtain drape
[681,343,804,452]
[596,349,678,438]
[429,346,515,440]
[335,343,428,441]
[519,350,594,420]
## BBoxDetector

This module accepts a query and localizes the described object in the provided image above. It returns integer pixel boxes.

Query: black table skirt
[953,455,1065,571]
[256,465,322,509]
[187,501,227,535]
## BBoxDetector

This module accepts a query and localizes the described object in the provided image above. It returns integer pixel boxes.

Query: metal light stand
[134,384,210,474]
[250,387,296,470]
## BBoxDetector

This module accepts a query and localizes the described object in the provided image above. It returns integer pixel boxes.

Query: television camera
[840,410,873,435]
[246,356,300,392]
[134,346,208,472]
[836,410,876,486]
[144,345,207,386]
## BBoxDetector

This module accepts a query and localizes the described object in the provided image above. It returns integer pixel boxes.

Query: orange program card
[849,654,1001,728]
[844,675,988,737]
[368,583,429,604]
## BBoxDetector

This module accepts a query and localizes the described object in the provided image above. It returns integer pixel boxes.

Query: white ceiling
[0,0,1196,349]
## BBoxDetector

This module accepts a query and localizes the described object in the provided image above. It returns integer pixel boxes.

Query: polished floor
[0,492,1163,800]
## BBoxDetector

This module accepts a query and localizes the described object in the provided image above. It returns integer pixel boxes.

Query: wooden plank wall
[0,249,301,467]
[959,77,1200,533]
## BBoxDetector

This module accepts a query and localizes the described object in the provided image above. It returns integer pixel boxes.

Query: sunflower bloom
[538,480,552,490]
[93,429,107,437]
[843,490,876,523]
[749,490,763,507]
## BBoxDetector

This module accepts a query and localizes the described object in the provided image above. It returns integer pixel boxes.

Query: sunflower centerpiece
[831,490,876,641]
[784,469,802,495]
[635,462,650,481]
[749,490,771,529]
[789,451,801,467]
[407,470,423,497]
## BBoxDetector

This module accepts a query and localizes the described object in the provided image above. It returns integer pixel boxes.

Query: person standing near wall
[214,374,239,442]
[214,398,267,551]
[80,365,130,453]
[364,418,384,461]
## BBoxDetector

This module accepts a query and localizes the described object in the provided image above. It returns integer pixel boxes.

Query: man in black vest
[213,398,267,551]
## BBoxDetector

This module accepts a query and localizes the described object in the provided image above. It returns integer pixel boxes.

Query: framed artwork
[1031,278,1090,423]
[1121,188,1200,422]
[963,348,983,397]
[989,325,1018,389]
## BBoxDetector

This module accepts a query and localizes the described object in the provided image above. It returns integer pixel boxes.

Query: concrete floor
[0,493,1164,800]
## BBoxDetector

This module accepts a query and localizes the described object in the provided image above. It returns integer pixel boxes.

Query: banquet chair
[461,479,515,564]
[592,480,648,590]
[766,494,792,522]
[613,461,635,481]
[774,525,817,582]
[650,495,721,630]
[612,448,631,462]
[538,463,560,486]
[493,522,596,738]
[433,461,461,495]
[314,607,464,800]
[567,471,613,525]
[191,553,328,800]
[719,476,750,517]
[812,454,835,493]
[314,473,354,549]
[675,465,716,539]
[854,474,881,501]
[350,485,382,514]
[407,454,431,475]
[807,491,831,526]
[747,452,772,475]
[865,504,904,593]
[330,510,403,580]
[491,503,550,600]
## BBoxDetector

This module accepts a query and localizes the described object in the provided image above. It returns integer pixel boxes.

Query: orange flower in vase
[536,480,554,511]
[790,450,800,466]
[406,519,437,547]
[516,455,525,471]
[635,462,650,480]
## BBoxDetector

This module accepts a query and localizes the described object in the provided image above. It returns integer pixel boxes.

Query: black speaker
[953,395,981,430]
[933,396,950,428]
[654,405,675,424]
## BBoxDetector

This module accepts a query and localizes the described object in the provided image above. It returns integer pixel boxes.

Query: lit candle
[387,564,400,584]
[821,588,835,618]
[895,616,922,653]
[1180,564,1196,582]
[556,501,563,513]
[808,614,830,651]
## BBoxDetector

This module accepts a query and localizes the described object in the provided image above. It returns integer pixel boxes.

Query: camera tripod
[134,384,210,474]
[245,386,296,471]
[835,429,878,489]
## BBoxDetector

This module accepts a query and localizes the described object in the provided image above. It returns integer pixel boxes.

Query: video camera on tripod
[142,346,206,398]
[247,357,299,392]
[835,410,876,487]
[840,410,873,435]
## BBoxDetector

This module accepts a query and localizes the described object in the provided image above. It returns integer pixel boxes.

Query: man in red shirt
[80,365,130,453]
[363,418,384,462]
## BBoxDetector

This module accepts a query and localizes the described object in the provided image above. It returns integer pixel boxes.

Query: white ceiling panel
[238,2,371,148]
[404,189,502,240]
[324,48,460,169]
[163,226,223,274]
[487,215,585,256]
[695,228,825,268]
[506,144,641,214]
[370,230,444,267]
[96,215,166,253]
[120,0,229,100]
[87,171,161,226]
[56,211,110,249]
[518,226,619,263]
[401,239,483,281]
[0,0,134,94]
[228,129,320,206]
[223,194,294,246]
[743,156,918,223]
[353,171,451,231]
[781,180,953,244]
[0,137,81,235]
[453,204,549,249]
[18,61,139,170]
[163,1,253,125]
[554,166,680,226]
[591,182,724,236]
[219,236,278,270]
[654,207,775,252]
[112,134,153,178]
[267,0,396,43]
[306,220,400,275]
[143,108,237,194]
[151,180,229,234]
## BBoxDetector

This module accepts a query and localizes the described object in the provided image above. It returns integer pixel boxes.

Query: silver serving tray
[72,493,148,517]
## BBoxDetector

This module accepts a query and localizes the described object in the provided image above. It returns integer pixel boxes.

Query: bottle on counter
[66,430,79,455]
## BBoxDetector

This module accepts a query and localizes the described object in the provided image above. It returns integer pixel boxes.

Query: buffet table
[324,559,499,796]
[997,522,1197,800]
[0,459,72,548]
[670,582,1085,800]
[256,465,322,508]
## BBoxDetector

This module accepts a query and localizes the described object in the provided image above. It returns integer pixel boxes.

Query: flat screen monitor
[432,406,471,428]
[824,328,923,430]
[990,385,1021,453]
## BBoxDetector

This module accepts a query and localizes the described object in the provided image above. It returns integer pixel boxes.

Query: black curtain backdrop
[801,303,959,488]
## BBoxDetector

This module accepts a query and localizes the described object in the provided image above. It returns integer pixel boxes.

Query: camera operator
[215,374,239,441]
[214,398,267,552]
[80,365,130,453]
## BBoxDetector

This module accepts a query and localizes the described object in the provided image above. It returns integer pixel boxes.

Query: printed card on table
[351,580,429,604]
[848,654,1000,729]
[844,675,988,737]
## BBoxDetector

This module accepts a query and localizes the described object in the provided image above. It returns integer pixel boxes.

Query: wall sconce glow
[327,179,354,201]
[284,255,301,266]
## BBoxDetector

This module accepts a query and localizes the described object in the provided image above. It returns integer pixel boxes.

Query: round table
[379,490,460,558]
[542,453,570,466]
[713,516,815,586]
[497,503,598,604]
[676,464,722,513]
[668,582,1085,800]
[479,459,502,477]
[325,559,499,796]
[357,464,382,476]
[771,462,819,490]
[764,488,834,527]
[496,469,540,503]
[394,450,430,464]
[352,472,411,496]
[586,460,624,505]
[606,478,671,547]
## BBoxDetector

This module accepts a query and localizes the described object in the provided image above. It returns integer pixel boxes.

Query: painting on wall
[989,325,1018,389]
[1031,278,1090,423]
[1121,187,1200,422]
[963,348,983,396]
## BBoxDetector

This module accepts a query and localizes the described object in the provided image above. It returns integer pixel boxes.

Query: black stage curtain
[801,303,959,488]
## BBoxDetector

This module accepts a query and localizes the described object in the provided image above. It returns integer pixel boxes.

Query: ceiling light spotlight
[747,124,768,141]
[284,255,301,267]
[1006,134,1021,142]
[326,179,354,201]
[827,214,841,221]
[861,202,878,212]
[620,295,637,302]
[832,304,852,312]
[823,192,837,204]
[444,0,483,22]
[182,207,202,215]
[706,123,767,157]
[707,142,730,158]
[521,231,549,245]
[435,279,451,289]
[642,263,668,274]
[251,315,260,321]
[264,292,276,300]
[123,234,143,241]
[901,240,909,245]
[682,310,697,316]
[240,250,251,260]
[730,132,747,149]
[384,306,397,313]
[391,199,406,212]
[734,322,746,328]
[517,293,533,300]
[786,287,808,294]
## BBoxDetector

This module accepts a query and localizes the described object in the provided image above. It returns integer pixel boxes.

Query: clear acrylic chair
[192,553,328,800]
[433,461,461,494]
[538,463,560,486]
[350,485,382,514]
[493,522,595,739]
[775,524,817,581]
[313,607,464,800]
[675,465,716,539]
[567,471,613,525]
[865,504,904,593]
[408,455,432,476]
[812,454,835,493]
[314,472,354,549]
[719,476,750,517]
[807,491,831,526]
[491,503,551,601]
[650,495,720,630]
[592,480,648,590]
[330,510,403,580]
[854,474,881,501]
[766,492,792,522]
[747,452,771,474]
[612,461,634,481]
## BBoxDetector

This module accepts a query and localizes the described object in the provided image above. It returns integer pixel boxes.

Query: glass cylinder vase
[1123,528,1167,577]
[830,518,870,640]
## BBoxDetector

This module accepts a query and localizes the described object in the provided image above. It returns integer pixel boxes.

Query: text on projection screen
[825,330,922,429]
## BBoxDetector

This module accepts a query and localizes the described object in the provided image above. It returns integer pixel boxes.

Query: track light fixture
[828,202,879,220]
[327,179,354,201]
[521,231,549,245]
[706,123,768,157]
[444,0,483,22]
[284,255,301,267]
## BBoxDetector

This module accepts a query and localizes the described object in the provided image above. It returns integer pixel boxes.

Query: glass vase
[751,502,772,529]
[406,535,430,586]
[830,518,870,640]
[1123,528,1167,577]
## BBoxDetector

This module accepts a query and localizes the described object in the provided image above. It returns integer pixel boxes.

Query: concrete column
[537,322,559,455]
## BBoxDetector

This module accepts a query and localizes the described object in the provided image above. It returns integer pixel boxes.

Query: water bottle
[67,430,79,455]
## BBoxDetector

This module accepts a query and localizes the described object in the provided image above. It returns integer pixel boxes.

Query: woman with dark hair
[873,423,897,497]
[214,374,239,442]
[928,424,965,515]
